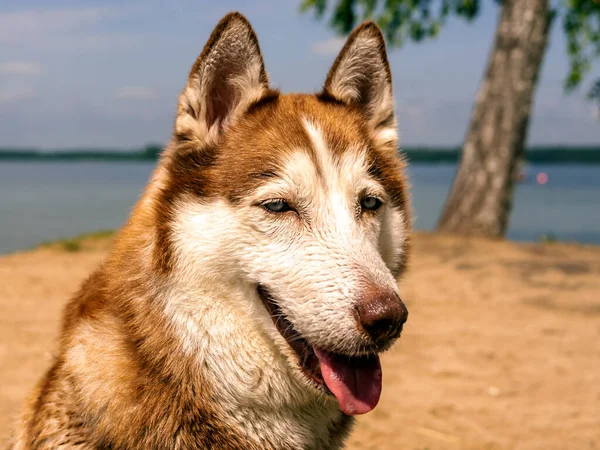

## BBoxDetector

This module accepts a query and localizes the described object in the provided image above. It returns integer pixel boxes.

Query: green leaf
[300,0,327,16]
[561,0,600,91]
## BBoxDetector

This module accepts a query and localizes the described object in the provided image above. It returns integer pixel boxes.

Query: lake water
[1,161,598,254]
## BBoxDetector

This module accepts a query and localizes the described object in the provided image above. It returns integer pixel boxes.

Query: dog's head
[155,12,411,416]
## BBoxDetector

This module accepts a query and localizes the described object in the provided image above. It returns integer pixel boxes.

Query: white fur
[7,16,409,450]
[166,199,344,448]
[160,119,408,448]
[150,18,408,450]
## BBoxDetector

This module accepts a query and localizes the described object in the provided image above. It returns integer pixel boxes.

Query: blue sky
[0,0,598,149]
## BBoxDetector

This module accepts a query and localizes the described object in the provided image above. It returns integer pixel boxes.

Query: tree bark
[436,0,552,238]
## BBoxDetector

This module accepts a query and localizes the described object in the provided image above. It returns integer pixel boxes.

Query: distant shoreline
[30,229,600,254]
[2,145,600,164]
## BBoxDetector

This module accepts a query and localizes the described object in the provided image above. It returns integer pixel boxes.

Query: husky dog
[8,12,411,450]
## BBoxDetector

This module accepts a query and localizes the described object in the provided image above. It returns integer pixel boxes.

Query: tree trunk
[436,0,552,238]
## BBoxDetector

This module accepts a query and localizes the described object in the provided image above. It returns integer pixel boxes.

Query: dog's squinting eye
[263,199,291,213]
[361,196,382,211]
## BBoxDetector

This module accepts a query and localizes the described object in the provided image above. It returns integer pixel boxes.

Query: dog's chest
[230,405,354,450]
[163,289,354,449]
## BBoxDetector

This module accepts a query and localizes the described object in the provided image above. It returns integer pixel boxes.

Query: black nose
[356,289,408,344]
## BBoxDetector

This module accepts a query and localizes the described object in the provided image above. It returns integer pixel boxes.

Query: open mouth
[257,284,383,415]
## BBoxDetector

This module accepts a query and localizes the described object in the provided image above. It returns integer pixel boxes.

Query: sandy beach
[1,232,599,449]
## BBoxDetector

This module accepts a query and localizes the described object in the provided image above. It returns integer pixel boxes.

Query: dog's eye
[263,199,291,213]
[361,196,382,211]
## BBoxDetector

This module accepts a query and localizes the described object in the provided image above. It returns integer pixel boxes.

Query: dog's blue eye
[362,196,382,211]
[263,199,290,213]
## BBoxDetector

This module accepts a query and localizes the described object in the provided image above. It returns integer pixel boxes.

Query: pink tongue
[314,348,382,415]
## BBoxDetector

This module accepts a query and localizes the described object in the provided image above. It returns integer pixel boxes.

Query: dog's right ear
[175,12,270,145]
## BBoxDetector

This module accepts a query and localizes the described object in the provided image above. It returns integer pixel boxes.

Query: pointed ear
[323,22,397,150]
[175,12,271,145]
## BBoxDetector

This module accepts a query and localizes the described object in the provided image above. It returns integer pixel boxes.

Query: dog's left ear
[323,22,396,150]
[175,12,270,145]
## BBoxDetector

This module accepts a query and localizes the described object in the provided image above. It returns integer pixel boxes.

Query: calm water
[1,161,599,254]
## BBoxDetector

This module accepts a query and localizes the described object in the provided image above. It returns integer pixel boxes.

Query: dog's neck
[104,216,353,449]
[161,274,353,449]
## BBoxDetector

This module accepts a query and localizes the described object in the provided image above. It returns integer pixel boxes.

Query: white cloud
[38,32,148,52]
[116,86,156,100]
[0,7,107,42]
[312,37,346,55]
[399,98,427,120]
[0,88,36,103]
[0,61,43,76]
[0,6,137,44]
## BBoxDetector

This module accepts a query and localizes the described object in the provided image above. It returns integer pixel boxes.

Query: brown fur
[7,12,410,450]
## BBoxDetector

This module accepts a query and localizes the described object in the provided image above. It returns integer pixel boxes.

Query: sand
[1,232,599,449]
